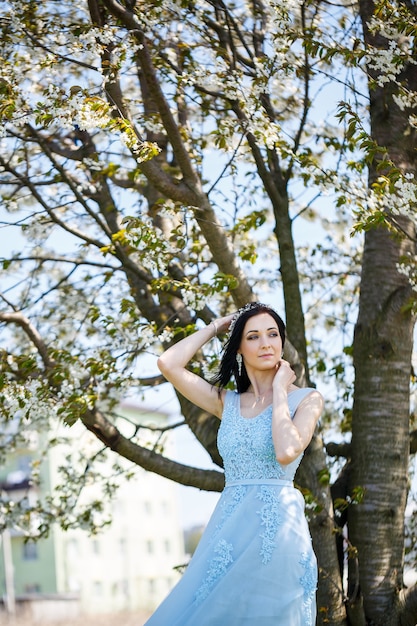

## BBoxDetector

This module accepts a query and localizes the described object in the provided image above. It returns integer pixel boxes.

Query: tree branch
[100,0,199,187]
[7,255,119,271]
[326,441,352,458]
[0,154,107,250]
[27,125,114,239]
[0,311,55,370]
[81,406,225,491]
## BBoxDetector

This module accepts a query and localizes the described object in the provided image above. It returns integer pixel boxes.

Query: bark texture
[348,0,417,620]
[349,223,415,624]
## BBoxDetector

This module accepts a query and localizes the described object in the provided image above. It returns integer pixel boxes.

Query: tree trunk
[349,223,415,626]
[348,0,417,620]
[297,436,348,625]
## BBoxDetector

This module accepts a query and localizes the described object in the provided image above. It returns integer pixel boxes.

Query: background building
[0,403,185,621]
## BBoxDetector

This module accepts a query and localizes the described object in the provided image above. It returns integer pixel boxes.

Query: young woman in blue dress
[146,302,323,626]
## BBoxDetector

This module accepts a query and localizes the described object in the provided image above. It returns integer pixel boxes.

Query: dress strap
[288,387,315,418]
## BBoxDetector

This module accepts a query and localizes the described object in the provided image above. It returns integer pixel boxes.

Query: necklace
[251,390,270,405]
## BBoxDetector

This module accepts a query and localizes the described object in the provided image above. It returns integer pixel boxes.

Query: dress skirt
[145,479,317,626]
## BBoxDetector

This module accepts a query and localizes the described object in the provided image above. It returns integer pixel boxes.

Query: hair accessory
[228,302,278,337]
[236,353,243,376]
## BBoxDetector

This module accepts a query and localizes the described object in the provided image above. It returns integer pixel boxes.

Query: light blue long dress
[145,387,317,626]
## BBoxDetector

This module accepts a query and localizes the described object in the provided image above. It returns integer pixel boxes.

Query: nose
[261,335,271,348]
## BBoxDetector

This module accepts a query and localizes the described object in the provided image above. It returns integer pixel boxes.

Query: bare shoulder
[294,388,324,415]
[305,388,323,401]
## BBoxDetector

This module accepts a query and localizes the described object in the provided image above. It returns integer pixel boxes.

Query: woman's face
[238,312,282,372]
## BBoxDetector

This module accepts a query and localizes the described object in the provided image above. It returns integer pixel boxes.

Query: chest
[238,393,272,419]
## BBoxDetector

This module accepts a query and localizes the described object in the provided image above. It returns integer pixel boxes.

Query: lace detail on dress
[195,539,234,604]
[214,485,247,538]
[217,391,305,483]
[299,551,317,626]
[256,486,282,564]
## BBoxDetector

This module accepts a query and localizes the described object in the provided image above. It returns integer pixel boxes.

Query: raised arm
[271,360,323,465]
[157,314,234,419]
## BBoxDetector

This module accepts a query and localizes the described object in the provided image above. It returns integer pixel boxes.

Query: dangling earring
[236,353,242,376]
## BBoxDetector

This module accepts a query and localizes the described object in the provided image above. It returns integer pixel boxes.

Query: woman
[145,302,323,626]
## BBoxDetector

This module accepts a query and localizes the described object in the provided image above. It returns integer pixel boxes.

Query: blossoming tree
[0,0,416,624]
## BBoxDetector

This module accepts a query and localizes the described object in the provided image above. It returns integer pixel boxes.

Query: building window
[164,539,171,554]
[146,539,154,554]
[24,583,41,593]
[66,538,79,560]
[23,541,38,560]
[93,581,103,596]
[144,501,152,515]
[92,539,100,555]
[121,579,129,597]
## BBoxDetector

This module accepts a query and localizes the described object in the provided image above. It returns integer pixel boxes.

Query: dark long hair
[211,302,286,393]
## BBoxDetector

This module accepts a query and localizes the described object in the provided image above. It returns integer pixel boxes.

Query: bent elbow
[157,355,168,376]
[276,445,303,466]
[276,453,294,466]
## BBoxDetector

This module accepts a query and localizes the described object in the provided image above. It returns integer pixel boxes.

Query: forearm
[272,388,323,465]
[272,388,304,465]
[155,318,229,418]
[158,322,217,374]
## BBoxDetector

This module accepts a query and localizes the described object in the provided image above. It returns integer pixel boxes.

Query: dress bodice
[217,388,314,484]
